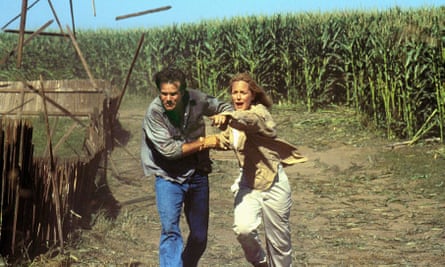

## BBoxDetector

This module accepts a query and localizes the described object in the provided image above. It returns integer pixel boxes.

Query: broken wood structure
[0,0,170,260]
[0,79,120,257]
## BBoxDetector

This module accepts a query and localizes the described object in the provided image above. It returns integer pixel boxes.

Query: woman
[212,72,307,267]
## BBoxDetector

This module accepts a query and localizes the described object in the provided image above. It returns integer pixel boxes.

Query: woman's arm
[229,105,277,138]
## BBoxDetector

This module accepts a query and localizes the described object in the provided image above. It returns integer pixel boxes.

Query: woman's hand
[210,114,229,130]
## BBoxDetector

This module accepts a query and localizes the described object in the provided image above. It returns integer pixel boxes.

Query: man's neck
[166,102,185,127]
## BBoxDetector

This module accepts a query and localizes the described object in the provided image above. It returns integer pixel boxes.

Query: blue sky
[1,0,444,31]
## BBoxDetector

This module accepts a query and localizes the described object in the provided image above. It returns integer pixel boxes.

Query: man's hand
[202,135,226,150]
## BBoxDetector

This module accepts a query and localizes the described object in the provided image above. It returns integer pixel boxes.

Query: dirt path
[74,104,445,266]
[290,145,444,266]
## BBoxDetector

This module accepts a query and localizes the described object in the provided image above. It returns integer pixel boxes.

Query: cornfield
[1,6,444,141]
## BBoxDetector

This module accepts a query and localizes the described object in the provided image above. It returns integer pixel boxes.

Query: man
[140,67,231,267]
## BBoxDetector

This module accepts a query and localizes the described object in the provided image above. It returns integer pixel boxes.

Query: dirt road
[72,104,445,266]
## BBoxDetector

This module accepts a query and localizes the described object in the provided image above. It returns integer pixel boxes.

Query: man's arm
[181,135,224,156]
[143,109,183,159]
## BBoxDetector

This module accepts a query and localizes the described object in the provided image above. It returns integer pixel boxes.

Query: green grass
[29,115,89,158]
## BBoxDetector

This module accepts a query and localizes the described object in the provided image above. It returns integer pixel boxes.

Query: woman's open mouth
[234,102,244,109]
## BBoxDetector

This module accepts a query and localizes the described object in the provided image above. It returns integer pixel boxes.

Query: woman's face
[231,80,254,111]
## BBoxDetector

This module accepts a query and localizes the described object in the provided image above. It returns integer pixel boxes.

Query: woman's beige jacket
[218,104,307,191]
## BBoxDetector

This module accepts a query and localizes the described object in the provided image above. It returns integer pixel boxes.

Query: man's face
[159,82,183,111]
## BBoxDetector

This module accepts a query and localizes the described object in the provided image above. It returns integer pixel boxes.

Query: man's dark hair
[154,67,187,92]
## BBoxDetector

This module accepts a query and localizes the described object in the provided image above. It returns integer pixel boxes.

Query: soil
[56,103,445,266]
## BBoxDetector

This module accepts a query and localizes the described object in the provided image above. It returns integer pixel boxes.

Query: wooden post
[17,0,28,68]
[69,0,76,38]
[66,26,98,89]
[39,75,64,253]
[47,0,66,36]
[116,33,145,112]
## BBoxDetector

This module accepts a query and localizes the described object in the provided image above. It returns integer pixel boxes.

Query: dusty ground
[53,102,445,266]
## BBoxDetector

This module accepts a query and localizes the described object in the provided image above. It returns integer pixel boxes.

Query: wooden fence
[0,79,120,258]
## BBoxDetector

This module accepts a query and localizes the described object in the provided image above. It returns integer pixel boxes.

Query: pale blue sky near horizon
[1,0,444,31]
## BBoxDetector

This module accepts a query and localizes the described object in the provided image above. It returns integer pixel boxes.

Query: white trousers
[233,165,292,267]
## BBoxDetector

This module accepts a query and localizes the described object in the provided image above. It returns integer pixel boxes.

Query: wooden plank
[1,0,40,30]
[1,20,55,65]
[47,0,66,36]
[3,29,68,38]
[53,122,79,155]
[66,26,97,89]
[115,6,172,20]
[0,80,109,116]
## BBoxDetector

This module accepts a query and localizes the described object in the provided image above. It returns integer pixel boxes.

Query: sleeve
[229,104,277,138]
[203,93,233,116]
[142,108,183,159]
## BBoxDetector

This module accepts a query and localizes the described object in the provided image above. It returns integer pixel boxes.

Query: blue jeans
[155,173,209,267]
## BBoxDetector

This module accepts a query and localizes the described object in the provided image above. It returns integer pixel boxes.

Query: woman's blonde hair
[229,72,273,108]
